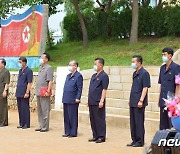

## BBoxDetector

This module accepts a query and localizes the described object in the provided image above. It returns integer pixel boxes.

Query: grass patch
[45,37,180,71]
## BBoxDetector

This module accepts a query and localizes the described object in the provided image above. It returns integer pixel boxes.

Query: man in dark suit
[16,57,33,129]
[88,58,109,143]
[62,60,83,137]
[158,48,180,130]
[127,55,151,147]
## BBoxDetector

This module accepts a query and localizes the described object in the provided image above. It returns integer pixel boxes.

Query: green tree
[20,0,63,16]
[129,0,139,45]
[72,0,88,48]
[64,0,90,48]
[0,0,23,19]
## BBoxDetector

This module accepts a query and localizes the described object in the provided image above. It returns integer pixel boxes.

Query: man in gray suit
[35,53,53,132]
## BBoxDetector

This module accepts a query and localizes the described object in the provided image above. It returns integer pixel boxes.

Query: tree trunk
[47,25,53,49]
[158,0,163,8]
[142,0,151,8]
[142,0,146,7]
[129,0,139,45]
[72,0,88,48]
[106,0,112,37]
[107,0,112,11]
[96,0,112,38]
[96,0,102,7]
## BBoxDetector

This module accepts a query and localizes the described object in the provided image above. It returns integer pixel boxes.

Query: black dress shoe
[132,143,144,147]
[88,138,97,142]
[22,125,29,129]
[35,128,41,131]
[17,126,22,129]
[40,130,48,132]
[68,135,77,138]
[62,134,69,137]
[95,138,105,143]
[127,142,135,146]
[0,124,4,127]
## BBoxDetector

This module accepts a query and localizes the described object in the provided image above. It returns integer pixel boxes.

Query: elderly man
[62,60,83,138]
[35,53,53,132]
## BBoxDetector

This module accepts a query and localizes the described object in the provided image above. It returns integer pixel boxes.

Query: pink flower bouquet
[175,74,180,85]
[163,76,180,131]
[163,94,180,131]
[163,97,180,117]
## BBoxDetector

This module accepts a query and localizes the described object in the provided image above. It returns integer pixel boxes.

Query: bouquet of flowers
[163,74,180,117]
[163,95,180,117]
[175,74,180,85]
[162,75,180,131]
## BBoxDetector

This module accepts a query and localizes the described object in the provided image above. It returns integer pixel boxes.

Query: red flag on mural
[0,5,44,57]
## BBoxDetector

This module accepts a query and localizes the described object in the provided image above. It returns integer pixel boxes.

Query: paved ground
[0,111,155,154]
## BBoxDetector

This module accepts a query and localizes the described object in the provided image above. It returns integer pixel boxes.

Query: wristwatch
[100,99,104,103]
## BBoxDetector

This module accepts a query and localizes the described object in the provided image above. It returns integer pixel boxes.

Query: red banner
[0,5,44,56]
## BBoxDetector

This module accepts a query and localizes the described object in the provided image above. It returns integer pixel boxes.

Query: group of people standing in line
[127,48,180,147]
[0,48,179,145]
[0,53,53,132]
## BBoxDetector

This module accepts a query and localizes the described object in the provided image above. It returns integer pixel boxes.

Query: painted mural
[0,5,48,68]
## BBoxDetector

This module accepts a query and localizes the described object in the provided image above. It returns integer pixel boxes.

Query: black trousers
[63,103,79,136]
[130,107,145,145]
[89,105,106,139]
[17,97,30,127]
[159,107,172,130]
[0,96,8,126]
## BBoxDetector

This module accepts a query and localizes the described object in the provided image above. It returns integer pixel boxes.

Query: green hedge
[63,6,180,41]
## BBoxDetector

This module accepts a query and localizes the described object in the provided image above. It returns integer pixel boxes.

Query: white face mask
[131,63,137,69]
[162,56,168,63]
[93,65,98,72]
[68,66,73,73]
[39,58,44,65]
[18,63,22,68]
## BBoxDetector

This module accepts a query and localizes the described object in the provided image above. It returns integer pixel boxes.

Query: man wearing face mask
[158,48,180,130]
[16,57,33,129]
[0,58,10,127]
[62,60,83,137]
[127,55,151,147]
[35,53,53,132]
[88,58,109,143]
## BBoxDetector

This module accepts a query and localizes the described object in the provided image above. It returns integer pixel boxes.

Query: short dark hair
[162,47,174,56]
[95,58,105,65]
[19,57,27,63]
[132,55,143,64]
[0,58,6,66]
[43,52,50,61]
